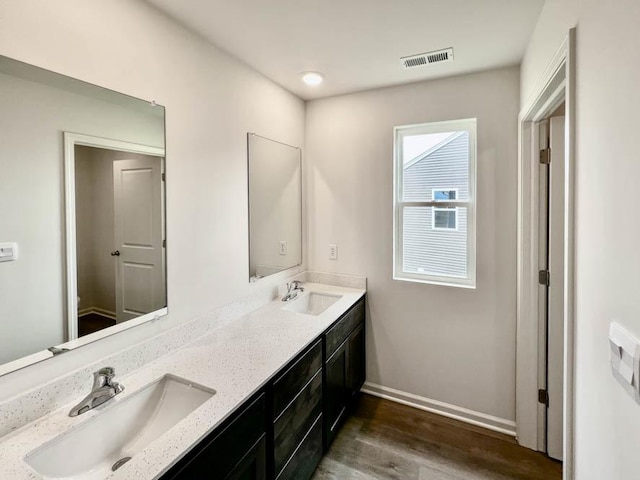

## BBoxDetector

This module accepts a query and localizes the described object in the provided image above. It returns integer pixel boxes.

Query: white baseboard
[361,382,516,437]
[78,307,116,320]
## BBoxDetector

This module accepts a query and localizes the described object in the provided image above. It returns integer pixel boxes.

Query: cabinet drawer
[274,370,323,475]
[273,340,322,417]
[326,298,364,357]
[166,394,266,479]
[276,414,323,480]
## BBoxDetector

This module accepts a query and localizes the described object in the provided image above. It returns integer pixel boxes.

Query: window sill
[392,274,476,289]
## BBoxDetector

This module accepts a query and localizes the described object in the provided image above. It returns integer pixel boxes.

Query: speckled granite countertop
[0,282,365,479]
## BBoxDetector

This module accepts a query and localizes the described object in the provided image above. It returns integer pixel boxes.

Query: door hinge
[539,148,551,165]
[162,239,166,248]
[538,270,550,286]
[538,389,549,406]
[162,173,166,182]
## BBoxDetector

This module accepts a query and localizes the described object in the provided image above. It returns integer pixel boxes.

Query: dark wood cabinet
[162,296,365,480]
[226,436,267,480]
[276,415,323,480]
[347,322,366,401]
[163,394,267,480]
[324,298,366,450]
[272,340,322,418]
[272,341,323,479]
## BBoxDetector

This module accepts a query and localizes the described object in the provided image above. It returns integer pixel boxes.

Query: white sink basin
[283,292,342,316]
[26,374,215,479]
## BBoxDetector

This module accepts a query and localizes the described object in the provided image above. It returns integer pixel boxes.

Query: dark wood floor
[78,313,116,337]
[313,395,561,480]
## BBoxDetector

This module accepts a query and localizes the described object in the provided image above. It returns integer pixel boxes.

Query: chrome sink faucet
[282,280,304,302]
[69,367,124,417]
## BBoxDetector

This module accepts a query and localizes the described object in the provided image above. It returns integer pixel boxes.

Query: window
[432,189,458,230]
[393,119,477,288]
[433,207,457,230]
[433,189,457,201]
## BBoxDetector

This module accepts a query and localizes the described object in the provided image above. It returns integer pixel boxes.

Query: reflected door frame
[63,132,166,341]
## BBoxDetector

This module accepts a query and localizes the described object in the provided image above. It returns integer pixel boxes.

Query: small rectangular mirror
[248,133,302,281]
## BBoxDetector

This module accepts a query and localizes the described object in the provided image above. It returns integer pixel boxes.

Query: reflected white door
[113,158,164,322]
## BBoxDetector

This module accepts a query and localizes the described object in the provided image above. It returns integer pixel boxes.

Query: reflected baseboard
[78,307,116,320]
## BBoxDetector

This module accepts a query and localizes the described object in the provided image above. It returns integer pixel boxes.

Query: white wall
[522,1,640,478]
[0,0,304,397]
[520,0,578,107]
[306,67,520,422]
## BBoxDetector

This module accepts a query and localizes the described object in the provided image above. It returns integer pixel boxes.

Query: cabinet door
[324,339,348,448]
[347,322,365,402]
[226,435,267,480]
[163,394,266,479]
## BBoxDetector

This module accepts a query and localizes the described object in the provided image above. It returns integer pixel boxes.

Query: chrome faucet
[69,367,124,417]
[282,280,304,302]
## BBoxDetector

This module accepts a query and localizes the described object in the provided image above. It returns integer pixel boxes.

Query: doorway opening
[537,105,565,462]
[74,145,165,337]
[64,133,167,343]
[516,29,576,480]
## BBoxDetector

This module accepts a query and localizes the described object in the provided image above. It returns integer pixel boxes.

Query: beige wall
[522,0,640,477]
[75,146,99,312]
[306,67,520,422]
[0,0,305,396]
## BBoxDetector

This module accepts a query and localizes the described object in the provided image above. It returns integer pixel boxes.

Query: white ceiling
[148,0,545,100]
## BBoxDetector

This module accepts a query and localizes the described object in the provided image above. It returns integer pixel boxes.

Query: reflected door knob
[110,250,120,256]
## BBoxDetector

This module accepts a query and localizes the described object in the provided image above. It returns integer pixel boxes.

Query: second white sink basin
[25,374,215,479]
[283,291,342,316]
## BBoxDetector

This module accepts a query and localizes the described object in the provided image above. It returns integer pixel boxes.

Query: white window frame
[393,118,477,288]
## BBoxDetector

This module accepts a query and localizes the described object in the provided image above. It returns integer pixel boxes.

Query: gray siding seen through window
[402,132,469,278]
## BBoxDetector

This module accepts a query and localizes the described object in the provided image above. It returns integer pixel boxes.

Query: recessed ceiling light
[302,72,324,86]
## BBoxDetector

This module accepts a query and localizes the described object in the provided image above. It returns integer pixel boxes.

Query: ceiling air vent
[401,48,454,69]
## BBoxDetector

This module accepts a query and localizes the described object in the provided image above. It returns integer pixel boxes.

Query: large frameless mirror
[248,133,302,282]
[0,55,167,376]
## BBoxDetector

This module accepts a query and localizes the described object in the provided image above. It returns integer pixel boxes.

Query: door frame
[515,28,576,479]
[63,132,166,344]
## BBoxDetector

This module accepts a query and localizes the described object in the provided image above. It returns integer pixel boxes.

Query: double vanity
[0,280,366,480]
[0,52,363,480]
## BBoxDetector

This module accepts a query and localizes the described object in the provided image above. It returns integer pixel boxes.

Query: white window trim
[393,118,477,288]
[432,206,459,231]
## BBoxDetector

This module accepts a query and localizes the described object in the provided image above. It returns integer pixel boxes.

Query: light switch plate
[0,242,18,262]
[609,322,640,403]
[329,244,337,260]
[279,241,287,256]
